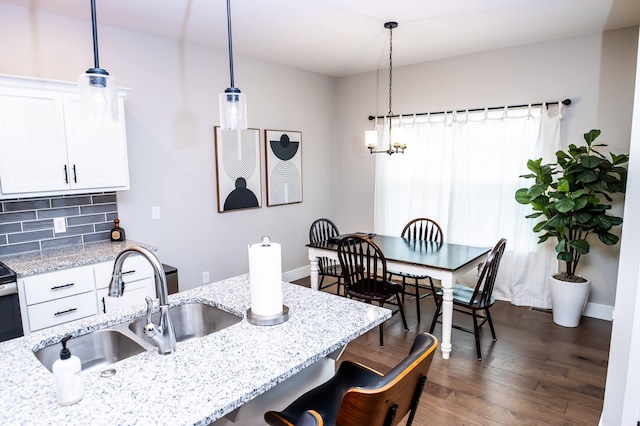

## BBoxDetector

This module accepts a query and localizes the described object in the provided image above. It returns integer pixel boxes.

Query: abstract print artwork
[214,127,262,213]
[265,129,303,206]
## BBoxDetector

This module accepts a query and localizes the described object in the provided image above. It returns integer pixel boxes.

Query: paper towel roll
[248,240,283,316]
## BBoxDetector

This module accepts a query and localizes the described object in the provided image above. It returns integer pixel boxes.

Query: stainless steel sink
[129,303,242,343]
[34,328,147,373]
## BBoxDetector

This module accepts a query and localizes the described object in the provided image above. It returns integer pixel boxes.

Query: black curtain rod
[368,98,571,121]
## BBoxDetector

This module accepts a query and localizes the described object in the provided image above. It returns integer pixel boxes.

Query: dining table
[307,234,490,359]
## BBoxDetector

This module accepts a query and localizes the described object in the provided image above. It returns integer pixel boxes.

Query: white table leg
[309,257,320,291]
[439,273,454,359]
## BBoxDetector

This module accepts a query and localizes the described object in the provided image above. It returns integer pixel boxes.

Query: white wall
[0,4,338,289]
[600,29,640,426]
[0,2,637,310]
[335,28,639,310]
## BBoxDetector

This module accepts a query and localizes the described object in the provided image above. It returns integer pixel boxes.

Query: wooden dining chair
[337,234,408,347]
[309,218,344,295]
[429,238,507,360]
[388,218,443,321]
[264,332,438,426]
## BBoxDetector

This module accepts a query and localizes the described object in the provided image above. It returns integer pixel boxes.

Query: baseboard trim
[583,302,613,321]
[285,268,614,322]
[282,266,310,283]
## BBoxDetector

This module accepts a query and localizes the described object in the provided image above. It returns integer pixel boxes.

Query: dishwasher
[0,261,23,342]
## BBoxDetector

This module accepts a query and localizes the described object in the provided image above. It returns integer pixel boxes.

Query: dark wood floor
[292,277,611,425]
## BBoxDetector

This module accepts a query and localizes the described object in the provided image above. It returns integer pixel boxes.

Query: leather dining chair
[388,218,443,321]
[337,234,408,347]
[264,332,438,426]
[429,238,507,360]
[309,218,344,295]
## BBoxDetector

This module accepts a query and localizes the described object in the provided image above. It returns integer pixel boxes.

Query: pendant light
[78,0,118,122]
[367,21,406,155]
[219,0,247,130]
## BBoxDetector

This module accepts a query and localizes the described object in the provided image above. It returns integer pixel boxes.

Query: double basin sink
[34,303,242,373]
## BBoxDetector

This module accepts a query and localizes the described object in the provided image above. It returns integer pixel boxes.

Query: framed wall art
[264,129,303,206]
[214,127,262,213]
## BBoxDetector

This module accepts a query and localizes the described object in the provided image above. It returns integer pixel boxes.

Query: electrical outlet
[202,271,210,284]
[151,206,161,220]
[53,217,66,233]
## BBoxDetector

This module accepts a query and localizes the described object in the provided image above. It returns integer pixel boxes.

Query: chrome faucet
[109,245,176,355]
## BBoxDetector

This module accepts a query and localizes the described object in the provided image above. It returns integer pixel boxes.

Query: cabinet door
[63,94,130,190]
[0,87,69,194]
[95,257,156,314]
[97,278,155,314]
[94,256,155,290]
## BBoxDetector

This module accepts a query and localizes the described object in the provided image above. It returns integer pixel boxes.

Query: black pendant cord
[90,0,100,69]
[369,99,572,121]
[387,24,393,119]
[226,0,235,88]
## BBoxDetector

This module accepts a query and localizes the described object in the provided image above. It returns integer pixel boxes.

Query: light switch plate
[53,217,66,233]
[151,206,161,220]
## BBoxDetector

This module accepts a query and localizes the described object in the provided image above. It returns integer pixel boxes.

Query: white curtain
[373,105,563,308]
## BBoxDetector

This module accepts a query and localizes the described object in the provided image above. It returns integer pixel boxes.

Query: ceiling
[2,0,640,77]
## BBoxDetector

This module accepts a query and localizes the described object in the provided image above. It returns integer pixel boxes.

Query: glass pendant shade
[390,125,406,150]
[219,88,247,130]
[78,69,118,122]
[365,129,378,149]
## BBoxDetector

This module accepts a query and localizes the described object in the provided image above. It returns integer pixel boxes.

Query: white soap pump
[52,335,84,405]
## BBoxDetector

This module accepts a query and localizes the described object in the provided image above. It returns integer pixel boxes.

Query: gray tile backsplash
[0,192,119,256]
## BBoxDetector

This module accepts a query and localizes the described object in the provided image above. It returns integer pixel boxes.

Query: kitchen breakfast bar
[0,274,390,425]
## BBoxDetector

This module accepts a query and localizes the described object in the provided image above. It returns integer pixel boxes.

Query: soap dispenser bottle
[52,335,84,405]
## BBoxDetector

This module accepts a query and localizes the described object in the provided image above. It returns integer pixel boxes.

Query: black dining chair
[429,238,507,360]
[264,332,438,426]
[388,218,443,321]
[337,234,409,347]
[309,218,344,295]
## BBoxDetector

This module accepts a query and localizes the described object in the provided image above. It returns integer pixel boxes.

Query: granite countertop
[0,274,391,425]
[0,240,156,277]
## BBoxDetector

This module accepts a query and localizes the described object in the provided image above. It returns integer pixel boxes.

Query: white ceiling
[2,0,640,77]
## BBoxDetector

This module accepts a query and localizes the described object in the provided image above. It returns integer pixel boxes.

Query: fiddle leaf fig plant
[515,129,629,282]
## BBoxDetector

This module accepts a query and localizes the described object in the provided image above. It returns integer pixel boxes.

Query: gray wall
[334,27,638,309]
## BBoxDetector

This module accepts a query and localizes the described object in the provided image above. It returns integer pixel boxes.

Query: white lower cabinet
[18,255,156,335]
[94,255,155,314]
[20,266,98,333]
[96,281,153,314]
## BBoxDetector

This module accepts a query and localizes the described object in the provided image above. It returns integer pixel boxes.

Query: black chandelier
[366,22,406,155]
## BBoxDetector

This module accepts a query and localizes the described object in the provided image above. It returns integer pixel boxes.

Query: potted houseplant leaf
[515,129,629,327]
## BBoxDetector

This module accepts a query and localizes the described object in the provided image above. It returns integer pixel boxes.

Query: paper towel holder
[247,305,289,326]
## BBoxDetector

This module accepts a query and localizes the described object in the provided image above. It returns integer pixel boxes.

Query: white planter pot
[550,275,591,327]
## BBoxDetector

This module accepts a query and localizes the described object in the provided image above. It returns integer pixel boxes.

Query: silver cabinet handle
[54,308,78,316]
[51,283,74,290]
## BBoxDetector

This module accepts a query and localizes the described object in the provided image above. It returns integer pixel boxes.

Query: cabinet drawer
[94,255,154,289]
[22,266,95,305]
[27,291,97,332]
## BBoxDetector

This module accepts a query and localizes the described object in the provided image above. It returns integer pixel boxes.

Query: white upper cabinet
[62,94,129,190]
[0,74,130,199]
[0,87,70,194]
